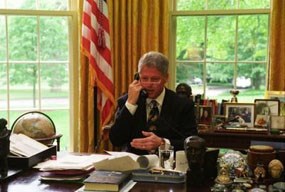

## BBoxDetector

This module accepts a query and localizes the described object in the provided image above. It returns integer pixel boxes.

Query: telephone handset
[134,73,148,99]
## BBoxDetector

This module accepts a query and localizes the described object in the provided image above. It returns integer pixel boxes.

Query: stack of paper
[35,154,110,182]
[35,151,161,182]
[36,154,109,171]
[10,133,49,157]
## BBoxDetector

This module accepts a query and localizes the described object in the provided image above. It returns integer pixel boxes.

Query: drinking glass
[159,145,174,170]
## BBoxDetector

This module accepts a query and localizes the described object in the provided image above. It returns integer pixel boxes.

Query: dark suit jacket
[109,88,197,155]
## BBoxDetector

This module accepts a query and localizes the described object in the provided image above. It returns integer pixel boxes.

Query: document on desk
[93,151,159,172]
[35,154,110,171]
[9,133,49,157]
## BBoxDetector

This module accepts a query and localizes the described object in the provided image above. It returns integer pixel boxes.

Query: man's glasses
[140,77,162,84]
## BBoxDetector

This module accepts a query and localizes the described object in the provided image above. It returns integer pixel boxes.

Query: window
[0,0,78,151]
[170,0,271,103]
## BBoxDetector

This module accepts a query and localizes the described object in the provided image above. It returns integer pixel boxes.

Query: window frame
[0,8,79,151]
[169,2,271,99]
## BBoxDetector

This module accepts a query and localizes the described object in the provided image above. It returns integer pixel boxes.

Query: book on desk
[83,170,131,191]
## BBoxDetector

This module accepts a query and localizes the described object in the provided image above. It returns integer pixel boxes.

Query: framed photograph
[266,91,285,116]
[254,99,280,117]
[254,115,269,128]
[198,106,212,125]
[270,115,285,131]
[225,103,255,127]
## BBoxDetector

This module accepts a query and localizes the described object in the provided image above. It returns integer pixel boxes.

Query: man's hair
[176,83,192,97]
[138,51,169,76]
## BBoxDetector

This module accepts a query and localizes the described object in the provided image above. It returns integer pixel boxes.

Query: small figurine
[184,136,206,187]
[0,118,10,178]
[235,165,248,178]
[254,163,266,183]
[184,136,206,167]
[215,165,232,185]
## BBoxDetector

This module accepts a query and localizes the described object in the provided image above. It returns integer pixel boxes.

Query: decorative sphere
[219,150,248,178]
[12,111,56,145]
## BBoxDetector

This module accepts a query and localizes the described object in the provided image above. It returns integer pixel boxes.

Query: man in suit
[109,51,197,155]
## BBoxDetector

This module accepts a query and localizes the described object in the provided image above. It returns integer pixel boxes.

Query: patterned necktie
[148,100,159,131]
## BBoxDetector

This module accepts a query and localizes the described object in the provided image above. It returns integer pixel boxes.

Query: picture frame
[265,91,285,116]
[270,115,285,131]
[254,114,270,128]
[254,99,280,117]
[198,106,212,125]
[225,103,255,127]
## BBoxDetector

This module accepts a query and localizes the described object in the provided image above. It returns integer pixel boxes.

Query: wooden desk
[198,130,285,150]
[2,168,282,192]
[0,169,213,192]
[1,169,80,192]
[1,156,283,192]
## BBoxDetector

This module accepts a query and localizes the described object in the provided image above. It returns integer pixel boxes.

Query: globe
[12,111,56,145]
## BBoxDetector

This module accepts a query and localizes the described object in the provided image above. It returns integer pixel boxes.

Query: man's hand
[130,131,164,151]
[127,80,143,105]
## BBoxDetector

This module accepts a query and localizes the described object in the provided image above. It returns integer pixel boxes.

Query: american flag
[82,0,115,127]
